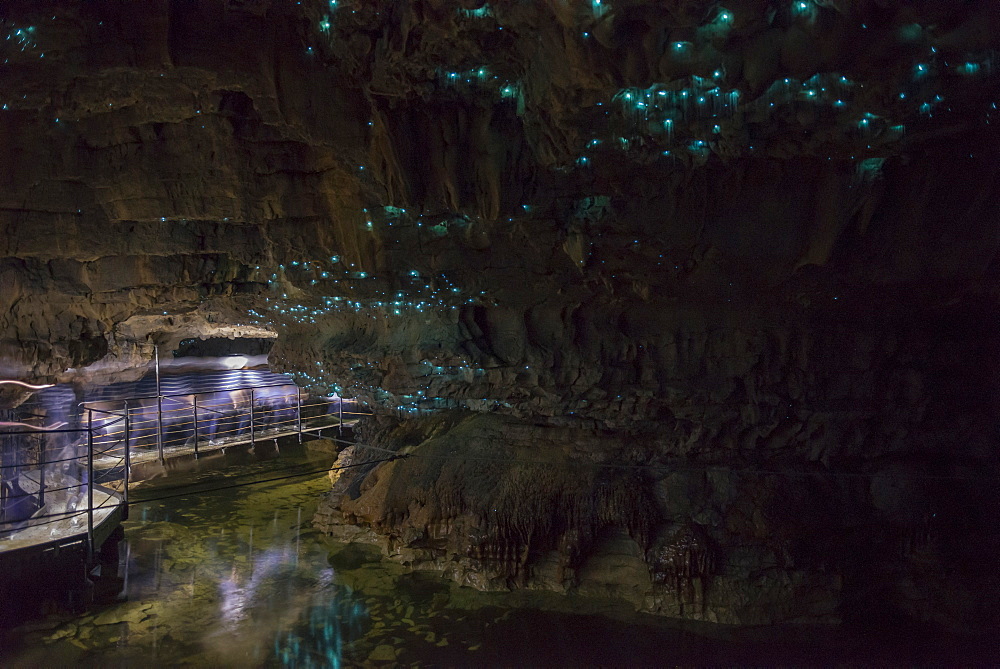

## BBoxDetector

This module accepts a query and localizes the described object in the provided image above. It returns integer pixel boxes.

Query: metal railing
[1,384,371,560]
[83,384,371,464]
[0,411,128,561]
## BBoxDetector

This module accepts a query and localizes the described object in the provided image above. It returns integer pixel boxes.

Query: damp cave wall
[1,0,999,628]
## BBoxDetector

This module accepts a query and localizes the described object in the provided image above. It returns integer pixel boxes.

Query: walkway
[1,381,369,567]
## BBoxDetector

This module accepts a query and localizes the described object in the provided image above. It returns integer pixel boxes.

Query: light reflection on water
[117,447,367,667]
[0,443,373,667]
[273,592,367,668]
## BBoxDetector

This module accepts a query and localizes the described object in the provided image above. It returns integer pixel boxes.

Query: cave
[1,0,999,664]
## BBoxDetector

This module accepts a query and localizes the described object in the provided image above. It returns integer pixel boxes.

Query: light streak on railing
[0,421,68,430]
[0,379,55,390]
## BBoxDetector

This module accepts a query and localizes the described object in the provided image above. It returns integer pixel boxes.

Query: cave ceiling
[0,0,997,425]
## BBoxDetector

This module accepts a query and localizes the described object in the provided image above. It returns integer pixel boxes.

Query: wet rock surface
[1,0,999,635]
[316,411,999,629]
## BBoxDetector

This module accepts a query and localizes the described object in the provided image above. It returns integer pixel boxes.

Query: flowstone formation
[2,0,999,629]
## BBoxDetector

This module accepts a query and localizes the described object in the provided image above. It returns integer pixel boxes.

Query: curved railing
[1,384,371,560]
[0,416,127,559]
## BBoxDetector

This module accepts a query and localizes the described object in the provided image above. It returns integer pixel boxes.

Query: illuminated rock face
[2,1,1000,627]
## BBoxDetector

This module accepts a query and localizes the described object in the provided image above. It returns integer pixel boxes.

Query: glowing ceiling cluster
[436,66,524,113]
[758,73,856,109]
[615,79,741,139]
[374,206,476,239]
[282,346,520,415]
[457,4,493,19]
[2,23,41,63]
[5,24,35,49]
[855,157,885,183]
[246,257,488,328]
[953,52,995,78]
[790,0,819,24]
[298,0,995,174]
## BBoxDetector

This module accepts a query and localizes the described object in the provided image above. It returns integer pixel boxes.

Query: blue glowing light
[957,62,982,76]
[856,157,885,182]
[457,4,493,18]
[790,0,818,23]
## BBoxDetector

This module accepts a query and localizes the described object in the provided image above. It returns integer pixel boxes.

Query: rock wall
[2,0,999,630]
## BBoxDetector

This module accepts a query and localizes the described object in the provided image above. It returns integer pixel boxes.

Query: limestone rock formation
[2,0,999,630]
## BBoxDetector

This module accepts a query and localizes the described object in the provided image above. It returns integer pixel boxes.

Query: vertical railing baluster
[123,401,130,517]
[338,397,343,437]
[87,409,94,562]
[295,387,302,444]
[193,394,199,458]
[38,451,45,510]
[155,345,164,463]
[249,388,255,448]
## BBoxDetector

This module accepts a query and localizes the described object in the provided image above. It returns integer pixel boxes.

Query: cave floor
[0,440,985,667]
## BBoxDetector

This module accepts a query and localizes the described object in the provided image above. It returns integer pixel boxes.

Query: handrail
[82,381,304,406]
[0,426,86,436]
[86,407,126,420]
[2,379,371,558]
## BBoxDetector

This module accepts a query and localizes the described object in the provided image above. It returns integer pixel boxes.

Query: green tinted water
[0,443,980,666]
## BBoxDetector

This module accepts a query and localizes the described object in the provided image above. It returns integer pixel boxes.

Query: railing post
[155,345,164,463]
[38,453,45,509]
[295,387,302,444]
[193,394,200,458]
[123,400,130,516]
[87,409,94,561]
[156,394,164,463]
[338,397,343,436]
[249,388,255,448]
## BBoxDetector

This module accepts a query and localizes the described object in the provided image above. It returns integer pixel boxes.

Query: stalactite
[647,523,715,601]
[326,413,668,583]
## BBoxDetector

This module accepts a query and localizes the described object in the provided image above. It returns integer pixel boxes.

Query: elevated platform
[93,417,357,474]
[1,379,369,608]
[0,482,125,589]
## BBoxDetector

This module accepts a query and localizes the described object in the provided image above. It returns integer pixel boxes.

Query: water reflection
[114,448,364,666]
[274,593,367,668]
[3,442,985,666]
